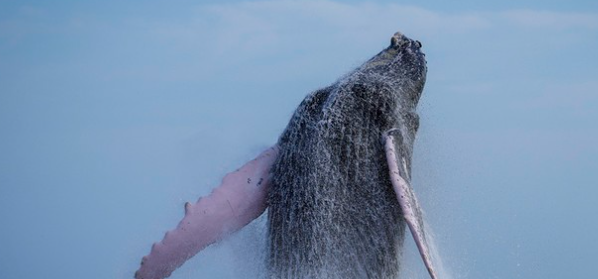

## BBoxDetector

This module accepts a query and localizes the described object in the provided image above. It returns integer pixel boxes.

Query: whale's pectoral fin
[383,130,438,279]
[135,146,279,279]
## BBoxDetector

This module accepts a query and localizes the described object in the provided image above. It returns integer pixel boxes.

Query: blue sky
[1,1,597,278]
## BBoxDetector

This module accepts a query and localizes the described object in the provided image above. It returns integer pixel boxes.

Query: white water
[398,219,455,279]
[424,219,454,279]
[199,213,457,279]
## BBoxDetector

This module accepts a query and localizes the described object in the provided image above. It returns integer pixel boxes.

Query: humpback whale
[135,31,435,279]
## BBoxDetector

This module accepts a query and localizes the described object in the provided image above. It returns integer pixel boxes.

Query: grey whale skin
[134,31,431,279]
[268,32,427,278]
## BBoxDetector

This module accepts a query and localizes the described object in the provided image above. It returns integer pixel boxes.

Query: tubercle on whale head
[361,31,428,109]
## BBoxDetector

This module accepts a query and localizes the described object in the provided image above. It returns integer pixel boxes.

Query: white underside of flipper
[135,146,279,279]
[383,132,438,279]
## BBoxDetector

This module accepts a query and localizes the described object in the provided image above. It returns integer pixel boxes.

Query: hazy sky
[1,1,597,278]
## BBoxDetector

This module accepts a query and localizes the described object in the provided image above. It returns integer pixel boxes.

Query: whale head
[360,31,427,110]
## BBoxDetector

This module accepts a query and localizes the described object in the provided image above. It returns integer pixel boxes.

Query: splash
[424,219,454,279]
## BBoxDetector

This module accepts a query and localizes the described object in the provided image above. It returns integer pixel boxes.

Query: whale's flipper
[383,131,438,279]
[135,146,279,279]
